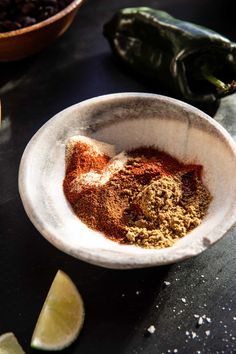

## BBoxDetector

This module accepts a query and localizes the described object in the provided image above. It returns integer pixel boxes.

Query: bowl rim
[0,0,84,39]
[18,92,236,269]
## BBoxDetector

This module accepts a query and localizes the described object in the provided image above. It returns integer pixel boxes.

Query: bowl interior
[19,93,236,268]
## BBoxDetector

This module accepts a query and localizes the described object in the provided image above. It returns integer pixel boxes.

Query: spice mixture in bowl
[63,137,211,249]
[19,93,236,269]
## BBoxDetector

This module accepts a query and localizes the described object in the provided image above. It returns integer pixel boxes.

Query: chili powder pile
[63,138,211,249]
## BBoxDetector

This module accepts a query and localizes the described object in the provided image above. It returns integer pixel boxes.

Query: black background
[0,1,236,353]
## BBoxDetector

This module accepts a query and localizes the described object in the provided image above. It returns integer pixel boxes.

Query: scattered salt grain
[186,331,190,336]
[205,330,211,336]
[164,281,171,286]
[198,317,204,325]
[194,314,200,318]
[173,350,178,353]
[192,331,197,339]
[181,298,186,303]
[147,325,156,334]
[136,290,141,295]
[233,317,236,320]
[206,317,211,323]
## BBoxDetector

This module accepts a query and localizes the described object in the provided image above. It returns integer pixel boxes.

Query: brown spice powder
[63,143,211,249]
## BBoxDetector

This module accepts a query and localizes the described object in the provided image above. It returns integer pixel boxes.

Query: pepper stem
[200,63,236,94]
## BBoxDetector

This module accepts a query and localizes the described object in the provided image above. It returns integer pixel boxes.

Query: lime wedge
[31,270,85,351]
[0,332,25,354]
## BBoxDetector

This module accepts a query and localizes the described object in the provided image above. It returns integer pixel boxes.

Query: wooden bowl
[0,0,84,62]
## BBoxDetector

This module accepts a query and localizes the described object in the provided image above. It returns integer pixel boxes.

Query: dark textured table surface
[0,1,236,353]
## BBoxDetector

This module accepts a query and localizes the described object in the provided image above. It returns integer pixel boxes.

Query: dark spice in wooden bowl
[0,0,73,32]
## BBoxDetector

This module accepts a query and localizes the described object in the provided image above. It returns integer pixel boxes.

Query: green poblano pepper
[104,7,236,103]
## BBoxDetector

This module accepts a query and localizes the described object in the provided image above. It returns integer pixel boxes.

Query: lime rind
[0,332,25,354]
[31,270,85,351]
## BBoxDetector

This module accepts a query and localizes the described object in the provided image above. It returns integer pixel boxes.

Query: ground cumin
[63,141,211,249]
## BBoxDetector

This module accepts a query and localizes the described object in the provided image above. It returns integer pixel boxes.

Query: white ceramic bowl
[19,93,236,269]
